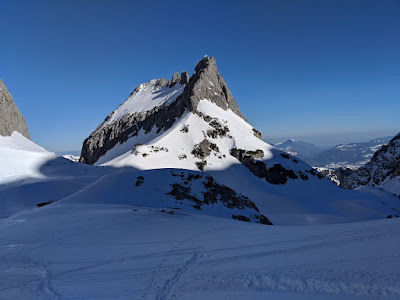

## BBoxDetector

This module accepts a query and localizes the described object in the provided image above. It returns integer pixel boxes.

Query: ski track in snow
[33,261,60,299]
[156,251,200,300]
[152,226,227,299]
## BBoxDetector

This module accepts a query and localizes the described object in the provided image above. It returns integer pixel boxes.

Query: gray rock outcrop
[0,79,30,139]
[80,56,247,164]
[338,132,400,195]
[182,56,246,120]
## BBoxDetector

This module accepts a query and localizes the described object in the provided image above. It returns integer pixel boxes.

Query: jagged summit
[185,56,245,119]
[0,79,30,139]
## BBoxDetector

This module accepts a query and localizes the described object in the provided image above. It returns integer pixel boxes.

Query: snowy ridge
[102,80,185,127]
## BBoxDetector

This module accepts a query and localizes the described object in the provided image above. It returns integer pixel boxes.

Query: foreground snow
[1,132,400,298]
[1,203,399,299]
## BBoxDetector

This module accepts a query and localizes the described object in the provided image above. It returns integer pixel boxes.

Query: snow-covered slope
[338,132,400,197]
[0,132,114,218]
[1,202,399,299]
[0,132,54,184]
[97,99,273,169]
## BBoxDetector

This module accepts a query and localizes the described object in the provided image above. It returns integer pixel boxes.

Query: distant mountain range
[272,139,323,164]
[272,136,393,169]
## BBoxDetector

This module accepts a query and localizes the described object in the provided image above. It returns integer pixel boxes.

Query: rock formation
[0,79,30,139]
[338,132,400,196]
[80,56,245,164]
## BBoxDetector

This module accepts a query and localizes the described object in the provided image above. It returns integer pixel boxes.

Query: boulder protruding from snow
[0,79,30,139]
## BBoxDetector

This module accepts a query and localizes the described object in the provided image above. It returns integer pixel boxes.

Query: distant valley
[271,136,393,169]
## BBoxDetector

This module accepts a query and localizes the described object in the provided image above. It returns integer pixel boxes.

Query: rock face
[0,80,30,139]
[180,71,189,85]
[80,56,245,164]
[338,133,400,196]
[182,56,245,120]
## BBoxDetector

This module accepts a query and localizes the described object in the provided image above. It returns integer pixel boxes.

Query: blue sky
[1,0,399,151]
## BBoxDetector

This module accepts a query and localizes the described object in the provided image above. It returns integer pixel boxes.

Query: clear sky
[1,0,399,152]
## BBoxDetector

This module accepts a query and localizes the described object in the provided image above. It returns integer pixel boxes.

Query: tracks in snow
[151,226,225,299]
[156,251,200,300]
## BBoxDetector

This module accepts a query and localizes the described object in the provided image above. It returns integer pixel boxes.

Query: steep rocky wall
[339,133,400,191]
[0,80,30,139]
[182,56,246,120]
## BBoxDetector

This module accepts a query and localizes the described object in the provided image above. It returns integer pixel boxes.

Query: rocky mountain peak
[181,56,245,120]
[0,79,30,139]
[80,56,247,164]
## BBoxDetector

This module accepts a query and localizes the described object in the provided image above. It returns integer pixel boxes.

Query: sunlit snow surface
[0,203,399,299]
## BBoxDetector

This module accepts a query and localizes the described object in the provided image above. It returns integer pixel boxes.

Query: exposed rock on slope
[165,170,273,224]
[0,79,30,139]
[338,132,400,196]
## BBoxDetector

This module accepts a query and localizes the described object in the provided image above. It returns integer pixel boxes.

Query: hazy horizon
[265,130,397,148]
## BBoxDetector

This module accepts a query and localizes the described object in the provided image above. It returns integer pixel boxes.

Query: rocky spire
[167,72,181,87]
[180,71,189,85]
[181,56,245,120]
[0,79,30,139]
